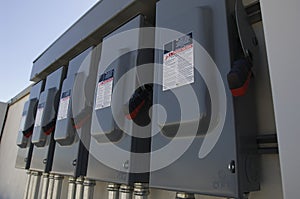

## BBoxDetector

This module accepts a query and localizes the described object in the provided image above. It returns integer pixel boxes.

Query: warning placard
[34,103,45,127]
[163,33,194,91]
[57,90,71,121]
[95,69,114,110]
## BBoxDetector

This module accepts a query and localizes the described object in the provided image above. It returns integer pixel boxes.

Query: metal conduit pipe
[47,174,55,199]
[67,177,77,199]
[23,171,32,199]
[133,183,149,199]
[175,192,195,199]
[27,172,35,199]
[119,185,133,199]
[40,173,49,199]
[83,179,96,199]
[28,171,36,199]
[107,183,120,199]
[75,177,84,199]
[29,171,42,199]
[52,175,64,199]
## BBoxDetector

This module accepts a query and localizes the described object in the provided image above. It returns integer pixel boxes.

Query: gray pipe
[133,183,149,199]
[29,171,41,199]
[27,172,35,199]
[75,177,84,199]
[40,173,49,199]
[47,174,55,199]
[67,177,76,199]
[175,192,195,199]
[28,171,36,199]
[83,179,96,199]
[52,175,64,199]
[23,171,32,199]
[119,185,133,199]
[107,183,120,199]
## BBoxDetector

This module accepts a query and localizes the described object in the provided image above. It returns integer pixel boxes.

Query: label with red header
[57,90,71,121]
[34,103,45,127]
[163,33,194,91]
[95,69,114,110]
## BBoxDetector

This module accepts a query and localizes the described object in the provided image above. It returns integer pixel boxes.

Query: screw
[43,159,47,164]
[72,159,77,166]
[228,160,236,173]
[123,160,129,169]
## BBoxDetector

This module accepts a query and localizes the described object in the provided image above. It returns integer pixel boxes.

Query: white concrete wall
[260,0,300,198]
[0,96,29,199]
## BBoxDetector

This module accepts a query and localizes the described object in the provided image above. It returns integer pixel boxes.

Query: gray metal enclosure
[30,67,66,173]
[87,14,154,185]
[16,81,44,170]
[51,46,100,178]
[149,0,258,198]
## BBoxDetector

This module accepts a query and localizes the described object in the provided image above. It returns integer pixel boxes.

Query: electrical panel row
[16,0,259,198]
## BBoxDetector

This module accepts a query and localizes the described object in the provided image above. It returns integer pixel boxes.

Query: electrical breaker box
[15,81,45,169]
[87,15,154,185]
[30,67,66,173]
[149,0,259,198]
[51,46,100,177]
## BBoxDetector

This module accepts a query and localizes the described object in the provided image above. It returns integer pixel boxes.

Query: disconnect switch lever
[125,84,153,126]
[227,0,258,97]
[227,59,252,97]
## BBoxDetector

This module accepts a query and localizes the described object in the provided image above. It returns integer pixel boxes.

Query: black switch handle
[227,59,252,97]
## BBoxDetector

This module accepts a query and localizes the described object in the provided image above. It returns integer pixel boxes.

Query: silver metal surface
[40,173,49,199]
[47,174,55,199]
[119,185,133,199]
[23,171,32,199]
[67,177,77,199]
[75,177,84,199]
[52,175,64,199]
[83,179,96,199]
[29,171,42,199]
[133,183,149,199]
[28,172,35,199]
[107,183,120,199]
[175,192,195,199]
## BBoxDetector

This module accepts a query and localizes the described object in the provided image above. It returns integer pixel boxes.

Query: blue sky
[0,0,98,102]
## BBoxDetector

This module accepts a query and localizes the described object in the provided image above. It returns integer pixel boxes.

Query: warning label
[57,90,71,121]
[34,103,45,127]
[163,33,194,91]
[95,69,114,110]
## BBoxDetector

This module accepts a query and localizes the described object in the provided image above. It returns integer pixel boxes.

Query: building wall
[0,102,8,139]
[260,0,300,198]
[0,95,29,199]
